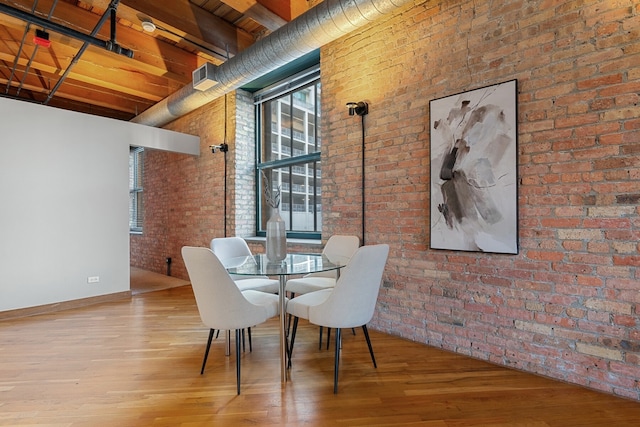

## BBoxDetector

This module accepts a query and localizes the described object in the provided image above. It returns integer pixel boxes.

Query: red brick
[131,0,640,402]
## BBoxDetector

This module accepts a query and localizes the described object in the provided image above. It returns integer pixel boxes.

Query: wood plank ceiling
[0,0,312,121]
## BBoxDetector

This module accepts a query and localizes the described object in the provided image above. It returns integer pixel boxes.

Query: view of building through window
[256,68,321,237]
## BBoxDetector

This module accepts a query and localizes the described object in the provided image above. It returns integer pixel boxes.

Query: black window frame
[129,146,144,233]
[254,66,321,240]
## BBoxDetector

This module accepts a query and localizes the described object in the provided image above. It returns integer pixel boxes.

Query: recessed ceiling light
[141,19,156,33]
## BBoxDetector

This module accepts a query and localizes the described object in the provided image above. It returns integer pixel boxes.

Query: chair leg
[225,330,232,356]
[333,328,341,394]
[325,327,352,350]
[235,329,242,395]
[288,316,299,368]
[318,326,323,350]
[362,325,377,368]
[200,328,215,375]
[286,292,295,337]
[238,328,252,352]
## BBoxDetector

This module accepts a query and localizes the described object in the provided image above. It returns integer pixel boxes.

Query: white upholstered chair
[286,244,390,393]
[285,235,360,296]
[210,237,279,351]
[285,235,360,347]
[211,237,279,294]
[182,246,279,395]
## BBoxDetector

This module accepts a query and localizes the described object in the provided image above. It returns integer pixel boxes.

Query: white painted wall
[0,98,199,312]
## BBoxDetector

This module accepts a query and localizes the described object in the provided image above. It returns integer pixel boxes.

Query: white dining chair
[285,235,360,295]
[211,237,279,294]
[210,237,280,352]
[285,235,360,347]
[182,246,279,395]
[286,244,390,393]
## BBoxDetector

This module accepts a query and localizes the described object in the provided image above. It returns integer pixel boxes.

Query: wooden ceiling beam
[0,36,178,102]
[0,83,137,120]
[221,0,287,32]
[46,78,154,114]
[115,0,254,57]
[0,0,292,120]
[257,0,310,21]
[46,97,136,120]
[0,66,153,115]
[0,0,201,81]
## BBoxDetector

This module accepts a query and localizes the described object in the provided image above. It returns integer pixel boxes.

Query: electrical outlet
[87,276,100,284]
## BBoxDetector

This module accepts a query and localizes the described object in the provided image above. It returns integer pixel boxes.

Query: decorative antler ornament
[261,170,281,209]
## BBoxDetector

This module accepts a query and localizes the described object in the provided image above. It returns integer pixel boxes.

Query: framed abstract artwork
[429,80,518,254]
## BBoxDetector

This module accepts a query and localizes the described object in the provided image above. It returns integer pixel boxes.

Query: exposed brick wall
[234,90,258,237]
[130,95,231,281]
[130,92,322,279]
[131,0,639,400]
[320,0,639,399]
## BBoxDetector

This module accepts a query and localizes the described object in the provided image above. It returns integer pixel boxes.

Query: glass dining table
[223,252,345,383]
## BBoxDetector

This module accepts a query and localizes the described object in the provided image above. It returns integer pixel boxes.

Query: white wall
[0,98,199,312]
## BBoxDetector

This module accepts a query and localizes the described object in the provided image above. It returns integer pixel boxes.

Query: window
[255,66,321,239]
[129,147,144,233]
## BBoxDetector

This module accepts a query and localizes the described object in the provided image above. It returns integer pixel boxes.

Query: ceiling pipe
[5,0,40,95]
[44,0,121,105]
[131,0,412,128]
[11,0,59,96]
[0,2,133,59]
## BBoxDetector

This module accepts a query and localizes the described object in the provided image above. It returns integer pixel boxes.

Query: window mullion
[255,65,321,238]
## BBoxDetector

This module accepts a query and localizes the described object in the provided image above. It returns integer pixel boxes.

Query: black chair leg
[288,316,299,368]
[362,325,377,368]
[235,329,242,395]
[333,328,341,394]
[285,329,291,367]
[200,328,215,375]
[318,326,323,350]
[286,292,295,337]
[239,328,253,352]
[326,328,352,350]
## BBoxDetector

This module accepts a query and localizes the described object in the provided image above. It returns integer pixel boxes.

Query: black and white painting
[430,80,518,254]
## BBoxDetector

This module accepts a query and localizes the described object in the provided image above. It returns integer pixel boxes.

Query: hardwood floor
[1,284,639,426]
[130,267,189,295]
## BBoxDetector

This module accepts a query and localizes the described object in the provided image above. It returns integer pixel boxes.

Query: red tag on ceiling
[33,29,51,48]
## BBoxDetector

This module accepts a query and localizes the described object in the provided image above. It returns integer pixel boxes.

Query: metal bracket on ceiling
[0,2,134,59]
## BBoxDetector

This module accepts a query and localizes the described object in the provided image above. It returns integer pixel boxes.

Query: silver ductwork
[131,0,412,127]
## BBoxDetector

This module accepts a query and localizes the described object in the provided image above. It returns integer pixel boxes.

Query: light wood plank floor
[2,283,640,426]
[130,267,189,295]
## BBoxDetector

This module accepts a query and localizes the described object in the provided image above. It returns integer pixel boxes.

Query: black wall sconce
[210,143,228,153]
[346,101,368,116]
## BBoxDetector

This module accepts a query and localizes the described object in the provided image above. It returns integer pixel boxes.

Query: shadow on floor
[130,267,190,295]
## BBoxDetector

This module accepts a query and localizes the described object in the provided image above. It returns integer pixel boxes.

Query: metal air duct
[131,0,412,127]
